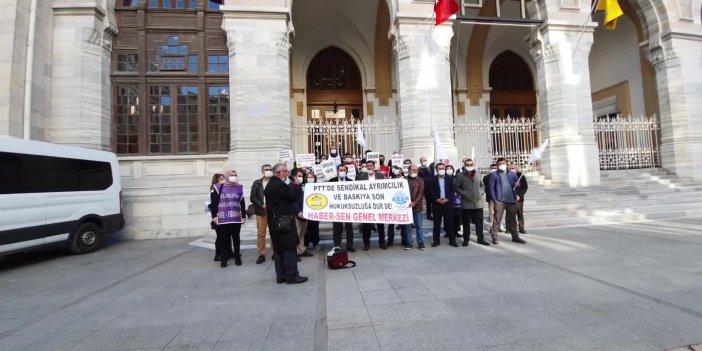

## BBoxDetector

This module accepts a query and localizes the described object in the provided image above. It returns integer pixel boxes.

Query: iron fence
[593,114,660,170]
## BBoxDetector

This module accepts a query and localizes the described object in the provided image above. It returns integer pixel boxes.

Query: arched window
[489,50,536,118]
[307,47,361,91]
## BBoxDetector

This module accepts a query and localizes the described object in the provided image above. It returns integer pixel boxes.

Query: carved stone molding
[276,32,291,59]
[392,35,409,60]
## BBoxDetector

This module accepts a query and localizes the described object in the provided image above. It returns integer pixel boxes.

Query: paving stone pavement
[1,217,702,351]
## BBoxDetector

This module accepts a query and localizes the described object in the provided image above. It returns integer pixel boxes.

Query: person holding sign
[265,163,308,284]
[209,169,246,268]
[328,164,356,252]
[385,165,408,247]
[357,160,387,250]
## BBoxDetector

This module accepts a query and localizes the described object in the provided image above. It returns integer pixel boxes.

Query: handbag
[246,204,256,217]
[327,247,356,270]
[274,214,293,232]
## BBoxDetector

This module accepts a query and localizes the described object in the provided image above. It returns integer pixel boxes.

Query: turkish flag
[434,0,459,25]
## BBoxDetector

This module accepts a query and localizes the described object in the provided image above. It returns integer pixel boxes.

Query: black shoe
[379,243,387,250]
[363,244,370,251]
[404,245,412,250]
[347,246,356,252]
[512,237,527,244]
[431,242,440,247]
[418,244,425,250]
[491,238,498,245]
[462,241,469,247]
[427,216,433,221]
[519,229,527,234]
[256,255,265,264]
[299,251,314,257]
[276,277,286,284]
[455,233,463,238]
[477,240,491,246]
[214,255,222,262]
[220,260,228,268]
[449,242,459,247]
[386,242,393,248]
[234,256,242,266]
[286,275,309,284]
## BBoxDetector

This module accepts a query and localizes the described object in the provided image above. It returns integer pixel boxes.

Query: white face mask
[264,170,273,178]
[446,170,454,176]
[498,164,507,172]
[392,169,401,176]
[297,177,304,183]
[345,158,353,163]
[438,170,446,176]
[410,173,418,178]
[510,169,517,173]
[338,172,347,178]
[330,149,337,155]
[421,161,427,167]
[228,176,238,183]
[307,178,315,183]
[465,166,474,172]
[363,168,371,173]
[284,178,291,184]
[490,168,497,173]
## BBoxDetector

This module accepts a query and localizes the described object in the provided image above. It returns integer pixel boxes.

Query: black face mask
[379,160,385,166]
[330,153,337,157]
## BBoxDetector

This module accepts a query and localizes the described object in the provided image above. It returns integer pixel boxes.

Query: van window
[0,152,113,194]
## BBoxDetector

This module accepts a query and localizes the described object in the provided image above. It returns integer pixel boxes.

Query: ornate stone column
[50,1,115,150]
[529,25,601,187]
[221,4,292,185]
[647,35,702,180]
[394,20,457,165]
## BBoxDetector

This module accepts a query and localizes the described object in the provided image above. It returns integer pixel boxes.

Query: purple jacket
[489,170,519,203]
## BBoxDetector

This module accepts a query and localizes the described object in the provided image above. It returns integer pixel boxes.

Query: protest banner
[402,163,410,176]
[390,154,403,167]
[366,152,380,169]
[278,150,295,168]
[295,153,315,168]
[313,164,327,182]
[320,160,337,180]
[216,184,244,224]
[303,179,412,224]
[346,164,356,180]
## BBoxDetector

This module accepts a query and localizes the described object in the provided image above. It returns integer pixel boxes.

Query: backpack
[326,247,356,270]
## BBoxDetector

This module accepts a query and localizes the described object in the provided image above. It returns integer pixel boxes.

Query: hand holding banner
[366,152,380,169]
[279,150,295,168]
[320,160,338,180]
[295,153,315,168]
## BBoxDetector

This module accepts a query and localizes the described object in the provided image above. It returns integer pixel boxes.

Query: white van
[0,138,124,255]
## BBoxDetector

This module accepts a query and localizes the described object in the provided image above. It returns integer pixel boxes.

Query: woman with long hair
[207,173,225,261]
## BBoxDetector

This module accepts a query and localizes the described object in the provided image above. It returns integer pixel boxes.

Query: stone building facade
[1,0,700,239]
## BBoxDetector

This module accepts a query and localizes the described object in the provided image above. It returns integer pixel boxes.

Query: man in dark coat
[265,163,308,284]
[427,163,458,247]
[418,156,433,220]
[483,163,498,234]
[511,163,529,234]
[356,160,386,250]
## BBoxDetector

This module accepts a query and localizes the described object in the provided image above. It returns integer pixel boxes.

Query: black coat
[483,173,493,202]
[427,175,456,209]
[515,171,528,202]
[264,177,300,251]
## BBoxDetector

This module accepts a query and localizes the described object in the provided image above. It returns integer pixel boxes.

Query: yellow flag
[597,0,624,30]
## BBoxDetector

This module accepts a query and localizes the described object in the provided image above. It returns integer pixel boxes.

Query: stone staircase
[522,168,702,228]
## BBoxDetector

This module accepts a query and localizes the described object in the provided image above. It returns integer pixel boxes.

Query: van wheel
[69,223,103,254]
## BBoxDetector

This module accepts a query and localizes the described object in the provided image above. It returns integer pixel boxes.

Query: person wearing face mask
[209,169,247,268]
[356,160,386,250]
[456,159,491,246]
[251,164,274,264]
[207,173,225,261]
[427,163,458,247]
[418,156,433,220]
[445,165,463,239]
[488,158,526,244]
[328,148,341,167]
[304,173,321,250]
[289,168,314,260]
[483,163,498,233]
[265,164,308,284]
[328,165,356,251]
[384,166,407,248]
[511,163,529,234]
[402,159,412,176]
[404,164,426,250]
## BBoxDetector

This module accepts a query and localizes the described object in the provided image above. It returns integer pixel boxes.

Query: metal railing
[292,115,401,159]
[454,115,540,171]
[593,114,661,170]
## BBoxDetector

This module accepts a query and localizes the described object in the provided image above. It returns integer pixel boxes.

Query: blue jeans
[403,211,424,246]
[389,224,409,245]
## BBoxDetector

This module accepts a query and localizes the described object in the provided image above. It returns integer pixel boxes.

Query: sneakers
[418,243,426,251]
[403,245,412,250]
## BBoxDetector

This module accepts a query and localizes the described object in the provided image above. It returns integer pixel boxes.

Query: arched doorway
[306,46,363,157]
[489,50,536,118]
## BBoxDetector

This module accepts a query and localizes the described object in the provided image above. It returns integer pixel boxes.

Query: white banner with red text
[303,179,412,224]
